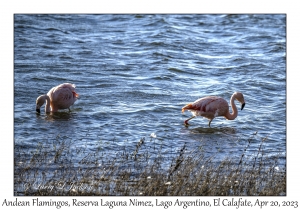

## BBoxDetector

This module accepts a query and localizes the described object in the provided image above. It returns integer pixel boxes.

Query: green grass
[14,134,286,196]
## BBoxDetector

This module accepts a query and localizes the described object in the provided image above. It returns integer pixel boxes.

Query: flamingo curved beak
[241,103,245,110]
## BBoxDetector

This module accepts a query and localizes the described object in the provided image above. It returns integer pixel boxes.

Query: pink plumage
[182,92,245,127]
[36,83,79,113]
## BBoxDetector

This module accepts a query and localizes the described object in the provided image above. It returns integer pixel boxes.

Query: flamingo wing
[182,96,228,119]
[47,83,78,111]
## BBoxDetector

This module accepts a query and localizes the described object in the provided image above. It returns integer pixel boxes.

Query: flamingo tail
[182,103,194,113]
[72,91,79,98]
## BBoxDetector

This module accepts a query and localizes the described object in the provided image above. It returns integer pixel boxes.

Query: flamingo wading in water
[182,92,245,127]
[36,83,79,113]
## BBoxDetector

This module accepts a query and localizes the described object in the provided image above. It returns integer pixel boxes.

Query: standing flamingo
[182,92,245,127]
[36,83,79,113]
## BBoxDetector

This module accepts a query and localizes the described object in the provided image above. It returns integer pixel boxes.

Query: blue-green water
[14,14,286,170]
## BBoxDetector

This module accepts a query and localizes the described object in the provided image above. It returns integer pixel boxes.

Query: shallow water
[14,14,286,168]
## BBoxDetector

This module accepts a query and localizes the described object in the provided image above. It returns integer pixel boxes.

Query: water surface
[14,14,286,171]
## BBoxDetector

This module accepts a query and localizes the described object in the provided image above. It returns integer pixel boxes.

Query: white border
[2,0,298,209]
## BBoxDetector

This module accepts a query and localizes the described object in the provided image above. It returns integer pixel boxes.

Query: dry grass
[14,134,286,196]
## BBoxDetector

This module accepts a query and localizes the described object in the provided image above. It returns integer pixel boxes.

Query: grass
[14,133,286,196]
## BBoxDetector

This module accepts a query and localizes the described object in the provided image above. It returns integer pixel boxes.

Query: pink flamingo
[36,83,79,113]
[182,92,245,127]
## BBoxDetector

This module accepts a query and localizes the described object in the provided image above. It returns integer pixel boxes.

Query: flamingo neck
[225,94,238,120]
[44,95,51,113]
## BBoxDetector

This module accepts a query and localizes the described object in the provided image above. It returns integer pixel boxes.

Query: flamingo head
[241,103,245,110]
[36,95,46,113]
[234,92,246,110]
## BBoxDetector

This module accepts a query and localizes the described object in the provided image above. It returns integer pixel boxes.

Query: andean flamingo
[36,83,79,113]
[182,92,245,127]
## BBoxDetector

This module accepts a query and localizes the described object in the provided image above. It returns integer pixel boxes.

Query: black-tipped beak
[241,103,245,110]
[36,108,40,113]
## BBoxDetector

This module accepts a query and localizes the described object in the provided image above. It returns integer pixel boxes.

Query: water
[14,14,286,170]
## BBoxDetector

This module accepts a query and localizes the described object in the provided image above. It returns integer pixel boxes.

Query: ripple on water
[14,14,286,171]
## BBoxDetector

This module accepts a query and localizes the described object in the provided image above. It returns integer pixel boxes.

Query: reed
[14,134,286,196]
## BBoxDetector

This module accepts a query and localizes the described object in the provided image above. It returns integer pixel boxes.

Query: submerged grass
[14,134,286,196]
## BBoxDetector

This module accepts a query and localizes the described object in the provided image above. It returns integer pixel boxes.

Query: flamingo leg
[208,119,212,128]
[184,116,195,125]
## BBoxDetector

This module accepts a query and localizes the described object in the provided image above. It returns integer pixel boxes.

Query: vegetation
[14,134,286,196]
